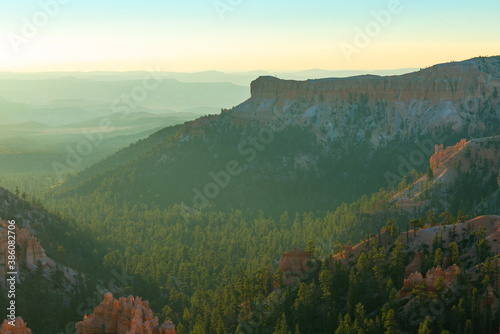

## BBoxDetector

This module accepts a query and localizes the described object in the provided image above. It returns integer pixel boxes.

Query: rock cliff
[0,218,47,283]
[76,292,176,334]
[0,317,32,334]
[250,58,500,102]
[231,56,500,146]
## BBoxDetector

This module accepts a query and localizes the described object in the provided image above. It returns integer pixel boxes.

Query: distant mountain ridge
[54,56,500,213]
[0,68,419,86]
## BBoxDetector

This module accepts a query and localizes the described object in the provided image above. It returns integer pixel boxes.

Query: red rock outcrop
[278,248,313,286]
[75,293,176,334]
[430,139,467,169]
[0,317,32,334]
[399,265,461,298]
[497,169,500,189]
[405,251,424,277]
[0,219,47,283]
[481,285,497,310]
[395,197,426,212]
[25,238,47,268]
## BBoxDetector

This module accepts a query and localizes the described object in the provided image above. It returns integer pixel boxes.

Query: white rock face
[229,57,500,148]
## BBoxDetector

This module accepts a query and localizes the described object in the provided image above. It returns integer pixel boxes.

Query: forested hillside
[2,57,500,333]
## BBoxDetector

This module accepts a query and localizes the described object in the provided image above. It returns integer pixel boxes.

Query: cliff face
[0,219,47,283]
[250,58,500,102]
[76,293,176,334]
[231,57,500,146]
[0,317,32,334]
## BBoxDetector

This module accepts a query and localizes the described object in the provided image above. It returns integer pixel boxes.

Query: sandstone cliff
[229,56,500,146]
[0,317,32,334]
[0,219,47,283]
[76,293,176,334]
[249,58,500,102]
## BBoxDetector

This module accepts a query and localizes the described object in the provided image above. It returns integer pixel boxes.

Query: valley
[1,56,500,333]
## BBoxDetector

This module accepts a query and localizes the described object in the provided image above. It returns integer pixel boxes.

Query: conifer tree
[383,309,399,334]
[418,316,431,334]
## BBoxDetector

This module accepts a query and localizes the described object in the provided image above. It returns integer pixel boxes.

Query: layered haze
[1,0,500,333]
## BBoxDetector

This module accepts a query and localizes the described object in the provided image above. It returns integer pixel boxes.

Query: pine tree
[411,169,420,183]
[347,269,358,314]
[383,309,399,334]
[319,267,332,300]
[450,242,461,266]
[409,218,426,237]
[464,319,473,334]
[427,210,438,226]
[294,282,314,326]
[354,303,366,326]
[385,219,397,236]
[335,313,354,334]
[390,237,406,286]
[434,248,443,267]
[427,167,434,181]
[306,240,316,259]
[274,313,290,334]
[418,316,431,334]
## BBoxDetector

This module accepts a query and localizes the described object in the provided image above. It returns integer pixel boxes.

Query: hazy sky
[1,0,499,72]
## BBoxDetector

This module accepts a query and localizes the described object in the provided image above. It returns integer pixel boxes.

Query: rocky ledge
[76,292,176,334]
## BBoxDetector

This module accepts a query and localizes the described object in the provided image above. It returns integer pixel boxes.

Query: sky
[0,0,499,73]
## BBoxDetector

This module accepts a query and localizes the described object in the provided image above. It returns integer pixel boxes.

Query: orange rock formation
[430,139,467,169]
[75,293,176,334]
[395,197,425,211]
[404,251,424,277]
[497,169,500,189]
[400,265,461,298]
[0,317,32,334]
[0,219,47,283]
[278,248,313,286]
